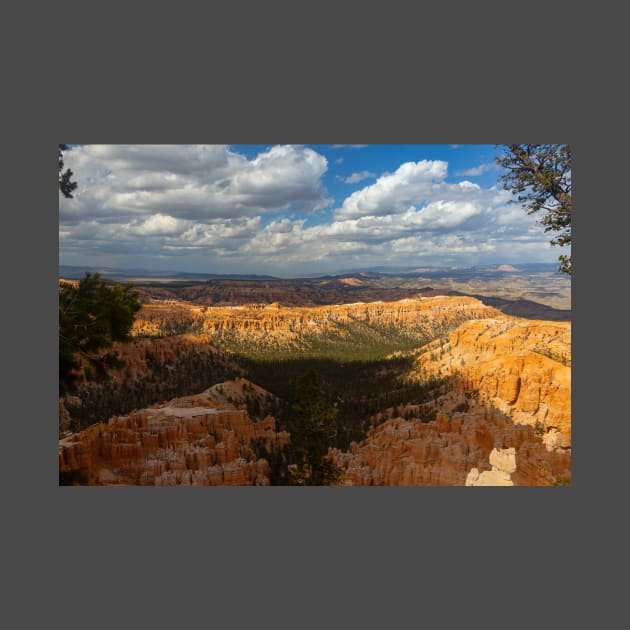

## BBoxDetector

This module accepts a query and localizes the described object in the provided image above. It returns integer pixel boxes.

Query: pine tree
[287,370,343,485]
[58,144,78,198]
[59,273,142,394]
[495,144,572,274]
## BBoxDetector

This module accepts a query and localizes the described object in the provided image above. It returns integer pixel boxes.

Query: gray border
[6,2,616,628]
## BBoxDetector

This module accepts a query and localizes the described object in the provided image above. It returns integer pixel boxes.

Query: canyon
[131,294,499,356]
[330,316,571,486]
[59,379,289,486]
[59,293,571,486]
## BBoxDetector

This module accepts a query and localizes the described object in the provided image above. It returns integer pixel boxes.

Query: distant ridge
[58,263,570,320]
[446,290,571,321]
[59,262,566,282]
[58,265,278,281]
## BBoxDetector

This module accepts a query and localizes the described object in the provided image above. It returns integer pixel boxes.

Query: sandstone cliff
[132,296,501,354]
[331,316,571,486]
[59,380,289,486]
[412,317,571,450]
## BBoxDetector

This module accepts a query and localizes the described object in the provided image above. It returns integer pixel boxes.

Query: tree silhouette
[287,369,343,485]
[58,144,78,198]
[59,273,141,394]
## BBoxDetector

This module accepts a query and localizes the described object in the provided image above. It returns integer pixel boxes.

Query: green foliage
[59,273,141,394]
[64,344,240,431]
[240,355,449,450]
[285,369,343,486]
[58,144,78,198]
[495,144,572,274]
[208,317,453,363]
[532,344,571,366]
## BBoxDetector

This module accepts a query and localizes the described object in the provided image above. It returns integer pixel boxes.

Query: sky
[59,144,564,277]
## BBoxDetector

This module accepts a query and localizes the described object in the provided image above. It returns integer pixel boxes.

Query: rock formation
[465,448,516,486]
[59,380,289,486]
[331,316,571,486]
[412,317,571,450]
[132,296,501,353]
[59,294,570,487]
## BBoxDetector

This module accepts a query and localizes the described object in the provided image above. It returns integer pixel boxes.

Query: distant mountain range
[58,265,278,281]
[59,262,564,282]
[59,263,570,321]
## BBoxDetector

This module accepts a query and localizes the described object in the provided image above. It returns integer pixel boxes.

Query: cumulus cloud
[59,146,559,273]
[335,160,448,220]
[60,144,330,222]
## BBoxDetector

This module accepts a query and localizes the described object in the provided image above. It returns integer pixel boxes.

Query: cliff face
[59,380,289,486]
[62,295,499,440]
[331,317,571,486]
[413,317,571,450]
[133,296,501,352]
[331,406,570,486]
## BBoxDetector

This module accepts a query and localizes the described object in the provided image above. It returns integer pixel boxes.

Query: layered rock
[59,381,289,486]
[412,317,571,450]
[59,296,570,487]
[331,316,571,486]
[332,404,570,486]
[133,296,501,353]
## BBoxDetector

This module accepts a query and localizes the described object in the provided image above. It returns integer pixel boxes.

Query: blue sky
[59,144,562,276]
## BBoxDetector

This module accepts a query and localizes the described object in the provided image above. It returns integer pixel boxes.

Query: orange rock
[331,317,571,486]
[59,383,290,486]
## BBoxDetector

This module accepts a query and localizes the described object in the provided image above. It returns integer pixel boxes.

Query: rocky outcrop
[59,381,289,485]
[466,448,516,486]
[331,404,570,486]
[133,296,501,353]
[331,316,571,486]
[412,317,571,450]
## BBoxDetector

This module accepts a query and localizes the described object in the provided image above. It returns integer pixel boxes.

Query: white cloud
[59,146,561,273]
[335,160,448,220]
[343,171,376,184]
[455,162,496,176]
[60,144,330,222]
[131,214,190,236]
